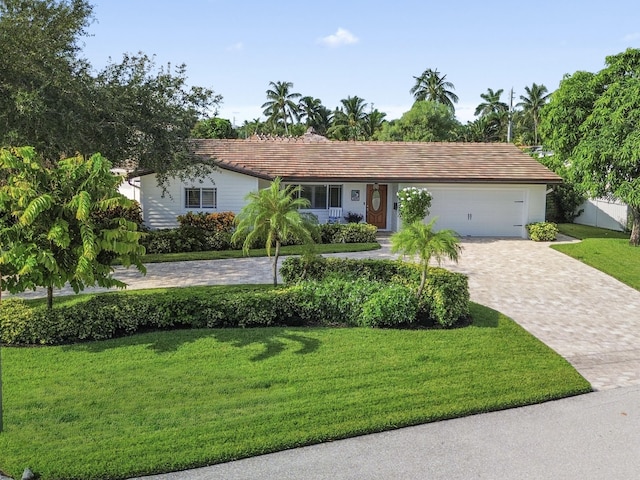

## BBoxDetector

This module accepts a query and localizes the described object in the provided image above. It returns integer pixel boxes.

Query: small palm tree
[231,178,314,285]
[390,218,462,297]
[261,81,301,135]
[410,68,459,113]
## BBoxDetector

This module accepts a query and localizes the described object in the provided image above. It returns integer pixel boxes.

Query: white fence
[574,198,628,231]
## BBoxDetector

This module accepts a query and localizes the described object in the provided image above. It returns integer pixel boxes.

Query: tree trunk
[47,285,54,310]
[417,263,428,298]
[272,241,281,286]
[630,206,640,247]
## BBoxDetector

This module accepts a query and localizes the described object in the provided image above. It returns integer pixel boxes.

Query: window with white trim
[299,184,328,209]
[185,187,217,209]
[292,184,343,209]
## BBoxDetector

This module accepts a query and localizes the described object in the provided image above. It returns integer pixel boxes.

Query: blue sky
[82,0,640,125]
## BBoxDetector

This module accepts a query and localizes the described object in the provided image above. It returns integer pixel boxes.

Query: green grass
[140,242,380,263]
[557,223,629,240]
[553,224,640,290]
[552,239,640,291]
[0,302,590,480]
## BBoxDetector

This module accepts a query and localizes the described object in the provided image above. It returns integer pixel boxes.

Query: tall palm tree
[298,96,322,126]
[231,177,315,285]
[516,83,549,145]
[329,95,368,140]
[410,68,459,112]
[363,107,387,139]
[474,88,508,117]
[390,218,462,298]
[261,81,301,135]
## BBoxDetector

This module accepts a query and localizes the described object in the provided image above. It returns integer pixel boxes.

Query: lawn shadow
[63,328,219,354]
[63,327,321,359]
[210,330,321,361]
[469,302,501,328]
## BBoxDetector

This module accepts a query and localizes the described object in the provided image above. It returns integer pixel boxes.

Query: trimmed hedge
[0,258,470,345]
[1,280,405,345]
[280,257,469,328]
[143,222,378,254]
[177,211,235,232]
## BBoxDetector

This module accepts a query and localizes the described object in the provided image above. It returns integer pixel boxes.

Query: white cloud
[623,33,640,42]
[318,28,359,48]
[226,42,244,52]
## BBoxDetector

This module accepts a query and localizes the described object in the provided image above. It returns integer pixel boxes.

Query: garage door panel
[425,189,525,237]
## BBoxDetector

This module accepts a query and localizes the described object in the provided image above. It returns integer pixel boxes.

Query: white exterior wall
[139,169,259,229]
[575,198,628,232]
[397,183,547,238]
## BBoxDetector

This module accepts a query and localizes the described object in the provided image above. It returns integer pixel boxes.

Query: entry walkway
[15,236,640,390]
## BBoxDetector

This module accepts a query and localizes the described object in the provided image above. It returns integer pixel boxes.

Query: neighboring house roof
[192,137,562,184]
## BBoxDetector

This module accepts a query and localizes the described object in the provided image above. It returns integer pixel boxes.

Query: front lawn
[553,224,640,291]
[140,242,380,263]
[0,303,590,480]
[557,223,629,240]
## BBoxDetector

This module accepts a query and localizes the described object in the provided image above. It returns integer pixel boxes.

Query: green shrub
[526,221,559,241]
[281,257,420,284]
[360,284,418,327]
[397,187,432,224]
[318,223,377,244]
[423,268,470,327]
[1,259,469,345]
[298,277,383,326]
[280,258,468,328]
[344,211,363,223]
[177,211,236,232]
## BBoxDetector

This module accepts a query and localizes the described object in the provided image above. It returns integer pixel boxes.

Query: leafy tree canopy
[540,48,640,245]
[192,117,238,139]
[0,0,221,181]
[0,146,146,308]
[376,101,460,142]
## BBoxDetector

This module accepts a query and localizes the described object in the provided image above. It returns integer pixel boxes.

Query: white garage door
[426,188,526,237]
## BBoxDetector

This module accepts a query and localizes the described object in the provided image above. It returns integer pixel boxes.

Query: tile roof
[192,137,562,184]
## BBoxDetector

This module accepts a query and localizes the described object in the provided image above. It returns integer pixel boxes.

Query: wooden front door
[366,184,387,229]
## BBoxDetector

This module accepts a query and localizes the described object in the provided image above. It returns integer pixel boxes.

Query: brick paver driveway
[439,237,640,390]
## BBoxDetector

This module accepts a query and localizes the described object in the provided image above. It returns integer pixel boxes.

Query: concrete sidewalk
[133,385,640,480]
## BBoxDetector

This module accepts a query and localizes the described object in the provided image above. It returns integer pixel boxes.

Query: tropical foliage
[516,82,549,145]
[231,178,316,285]
[376,101,461,142]
[410,68,459,112]
[390,218,462,297]
[261,81,302,135]
[540,48,640,246]
[0,146,146,308]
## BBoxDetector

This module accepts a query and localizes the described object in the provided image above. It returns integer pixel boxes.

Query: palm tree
[261,81,301,135]
[298,96,322,126]
[329,95,368,140]
[474,88,508,117]
[363,107,387,139]
[410,68,459,112]
[390,218,462,297]
[516,83,549,145]
[231,177,315,285]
